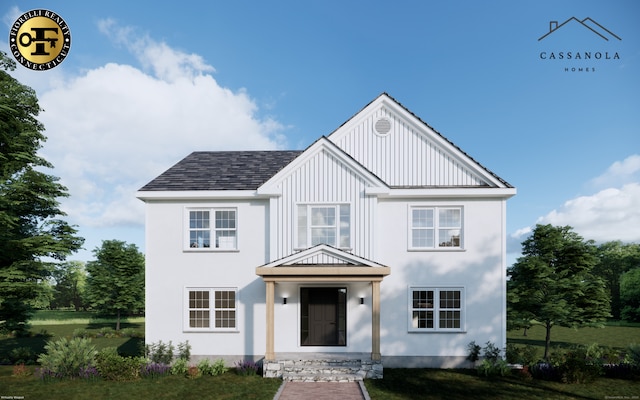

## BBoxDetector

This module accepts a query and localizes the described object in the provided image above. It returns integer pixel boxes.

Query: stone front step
[264,358,383,381]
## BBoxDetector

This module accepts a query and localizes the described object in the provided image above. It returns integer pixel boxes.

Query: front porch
[256,245,391,380]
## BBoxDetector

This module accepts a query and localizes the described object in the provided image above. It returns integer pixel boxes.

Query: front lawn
[365,368,640,400]
[0,366,282,400]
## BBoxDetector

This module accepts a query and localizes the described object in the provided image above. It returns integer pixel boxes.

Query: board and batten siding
[271,148,377,261]
[331,107,488,187]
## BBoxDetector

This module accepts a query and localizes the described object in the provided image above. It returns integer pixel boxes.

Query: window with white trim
[410,207,462,249]
[185,288,237,331]
[297,204,350,248]
[187,208,237,250]
[409,287,464,332]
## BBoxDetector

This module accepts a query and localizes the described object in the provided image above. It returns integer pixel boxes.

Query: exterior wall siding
[331,107,487,187]
[144,199,269,359]
[271,148,377,261]
[375,198,507,358]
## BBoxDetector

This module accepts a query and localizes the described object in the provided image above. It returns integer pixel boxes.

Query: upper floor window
[409,287,464,332]
[297,204,350,249]
[409,206,462,249]
[187,208,237,250]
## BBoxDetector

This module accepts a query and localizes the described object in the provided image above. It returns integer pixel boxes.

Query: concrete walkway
[273,381,370,400]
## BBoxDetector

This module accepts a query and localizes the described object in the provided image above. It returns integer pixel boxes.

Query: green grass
[507,324,639,353]
[0,366,282,400]
[365,368,640,400]
[30,310,144,325]
[0,311,145,363]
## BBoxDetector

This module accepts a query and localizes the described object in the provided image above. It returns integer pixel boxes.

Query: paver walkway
[274,381,369,400]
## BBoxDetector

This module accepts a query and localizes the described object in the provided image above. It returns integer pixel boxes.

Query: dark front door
[301,287,346,346]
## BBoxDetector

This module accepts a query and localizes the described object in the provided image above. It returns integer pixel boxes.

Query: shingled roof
[139,151,302,191]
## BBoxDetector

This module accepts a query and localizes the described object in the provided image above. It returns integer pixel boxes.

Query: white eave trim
[136,190,264,201]
[372,187,516,199]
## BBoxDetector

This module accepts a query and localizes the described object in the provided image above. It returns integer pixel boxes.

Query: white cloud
[590,154,640,189]
[537,182,640,243]
[30,20,287,229]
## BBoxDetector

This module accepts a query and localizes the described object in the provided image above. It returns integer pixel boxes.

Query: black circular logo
[9,9,71,70]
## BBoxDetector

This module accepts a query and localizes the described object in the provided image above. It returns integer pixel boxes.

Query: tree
[593,241,640,319]
[507,224,610,360]
[51,261,87,311]
[0,51,84,333]
[85,240,144,330]
[620,268,640,322]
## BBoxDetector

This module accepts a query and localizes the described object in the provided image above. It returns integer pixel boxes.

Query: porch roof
[256,244,390,281]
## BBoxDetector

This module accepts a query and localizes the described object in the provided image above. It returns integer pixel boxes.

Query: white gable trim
[260,244,387,268]
[257,137,389,197]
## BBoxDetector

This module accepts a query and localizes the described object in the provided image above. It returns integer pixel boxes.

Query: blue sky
[2,1,639,263]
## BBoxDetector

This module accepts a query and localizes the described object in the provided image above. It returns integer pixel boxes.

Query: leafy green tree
[507,224,610,359]
[51,261,87,311]
[85,240,144,330]
[593,241,640,319]
[0,51,84,333]
[620,268,640,322]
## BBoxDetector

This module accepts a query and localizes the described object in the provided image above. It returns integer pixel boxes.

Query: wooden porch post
[265,281,275,360]
[371,280,381,361]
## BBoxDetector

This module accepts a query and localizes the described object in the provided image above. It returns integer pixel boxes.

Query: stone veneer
[263,358,383,381]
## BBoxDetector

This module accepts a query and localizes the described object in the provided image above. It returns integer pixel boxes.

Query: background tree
[85,240,144,330]
[0,51,84,333]
[593,241,640,319]
[507,224,610,359]
[51,261,87,311]
[620,268,640,322]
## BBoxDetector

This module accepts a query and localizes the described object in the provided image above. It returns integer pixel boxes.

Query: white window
[185,288,237,331]
[409,287,464,332]
[297,204,350,248]
[410,206,462,249]
[187,208,237,250]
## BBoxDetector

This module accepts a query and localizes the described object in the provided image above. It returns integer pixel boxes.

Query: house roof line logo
[538,17,621,41]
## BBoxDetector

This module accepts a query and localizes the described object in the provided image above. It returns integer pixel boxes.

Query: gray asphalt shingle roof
[139,150,302,191]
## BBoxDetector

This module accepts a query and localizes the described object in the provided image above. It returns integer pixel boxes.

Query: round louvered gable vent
[374,117,392,136]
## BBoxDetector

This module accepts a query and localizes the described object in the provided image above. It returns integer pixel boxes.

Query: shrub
[625,343,640,366]
[477,358,511,377]
[482,341,501,362]
[119,327,143,338]
[97,327,116,338]
[235,360,259,376]
[536,345,603,383]
[197,358,227,376]
[466,341,481,365]
[9,346,37,365]
[95,347,145,381]
[171,358,189,376]
[142,362,171,379]
[145,341,175,365]
[37,337,97,379]
[177,341,191,361]
[72,328,93,339]
[505,344,539,365]
[12,363,31,377]
[187,365,202,379]
[557,346,602,384]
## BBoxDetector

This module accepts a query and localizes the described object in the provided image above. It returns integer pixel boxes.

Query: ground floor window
[185,288,237,331]
[409,287,464,332]
[300,287,347,346]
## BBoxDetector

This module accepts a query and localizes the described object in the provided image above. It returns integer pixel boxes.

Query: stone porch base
[263,353,383,381]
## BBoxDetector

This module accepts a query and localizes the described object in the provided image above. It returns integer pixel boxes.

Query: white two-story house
[136,93,516,378]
